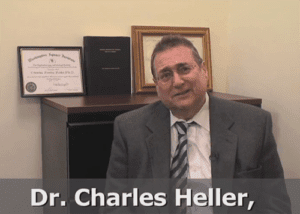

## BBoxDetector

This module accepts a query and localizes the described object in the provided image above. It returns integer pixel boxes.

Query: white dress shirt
[170,93,211,179]
[170,93,213,214]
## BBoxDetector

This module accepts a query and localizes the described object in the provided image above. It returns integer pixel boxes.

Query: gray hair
[150,35,203,79]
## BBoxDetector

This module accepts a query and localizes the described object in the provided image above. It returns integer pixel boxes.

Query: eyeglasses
[156,64,197,83]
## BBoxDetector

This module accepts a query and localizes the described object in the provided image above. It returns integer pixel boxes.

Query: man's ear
[201,62,208,78]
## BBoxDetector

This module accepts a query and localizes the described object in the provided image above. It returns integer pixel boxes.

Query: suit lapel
[209,95,238,178]
[145,102,171,178]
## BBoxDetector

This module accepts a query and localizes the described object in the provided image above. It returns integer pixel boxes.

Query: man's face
[154,45,208,117]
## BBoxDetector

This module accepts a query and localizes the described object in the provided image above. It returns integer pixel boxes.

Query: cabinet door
[67,122,114,179]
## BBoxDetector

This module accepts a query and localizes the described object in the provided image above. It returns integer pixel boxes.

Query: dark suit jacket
[105,94,291,213]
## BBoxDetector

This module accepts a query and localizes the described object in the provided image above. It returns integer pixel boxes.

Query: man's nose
[172,72,184,87]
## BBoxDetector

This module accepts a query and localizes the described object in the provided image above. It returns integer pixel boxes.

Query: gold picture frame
[131,26,213,94]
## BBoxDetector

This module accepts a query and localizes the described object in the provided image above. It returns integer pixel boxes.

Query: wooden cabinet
[42,94,158,179]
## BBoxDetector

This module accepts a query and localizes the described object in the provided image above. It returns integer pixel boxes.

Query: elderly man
[105,35,291,213]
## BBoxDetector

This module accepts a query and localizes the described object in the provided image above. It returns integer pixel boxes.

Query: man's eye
[178,66,191,73]
[160,72,172,80]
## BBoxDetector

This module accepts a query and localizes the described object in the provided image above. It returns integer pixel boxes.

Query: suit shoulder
[115,101,162,124]
[210,95,271,119]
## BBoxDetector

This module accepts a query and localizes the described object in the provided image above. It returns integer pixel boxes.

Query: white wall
[0,0,298,179]
[228,0,300,178]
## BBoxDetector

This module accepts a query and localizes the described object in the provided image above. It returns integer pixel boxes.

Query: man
[105,35,291,213]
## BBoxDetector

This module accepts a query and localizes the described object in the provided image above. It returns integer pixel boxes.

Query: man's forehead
[154,46,195,71]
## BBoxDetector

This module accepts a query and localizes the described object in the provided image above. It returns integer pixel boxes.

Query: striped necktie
[171,121,189,179]
[170,121,189,213]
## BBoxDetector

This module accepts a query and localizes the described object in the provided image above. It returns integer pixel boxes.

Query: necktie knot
[175,121,188,135]
[175,121,197,135]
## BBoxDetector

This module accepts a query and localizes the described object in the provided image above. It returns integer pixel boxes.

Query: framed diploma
[18,46,86,97]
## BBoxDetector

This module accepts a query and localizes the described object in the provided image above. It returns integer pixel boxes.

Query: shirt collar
[170,93,210,132]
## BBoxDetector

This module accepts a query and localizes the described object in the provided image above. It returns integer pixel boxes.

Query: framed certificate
[18,46,86,97]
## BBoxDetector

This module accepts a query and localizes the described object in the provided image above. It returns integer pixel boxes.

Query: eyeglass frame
[154,62,205,84]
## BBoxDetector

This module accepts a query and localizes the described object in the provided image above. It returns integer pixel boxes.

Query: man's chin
[166,100,204,120]
[169,104,193,114]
